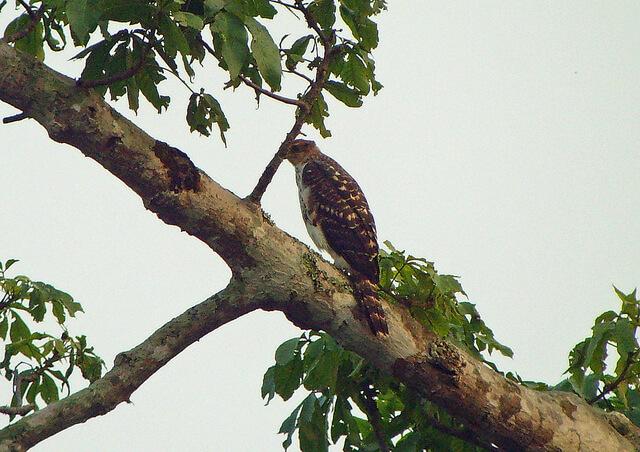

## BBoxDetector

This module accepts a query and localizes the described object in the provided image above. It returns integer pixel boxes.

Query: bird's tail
[353,278,389,336]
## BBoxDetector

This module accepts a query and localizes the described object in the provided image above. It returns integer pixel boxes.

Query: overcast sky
[1,2,639,451]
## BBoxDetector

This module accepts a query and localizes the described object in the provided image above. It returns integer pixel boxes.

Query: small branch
[285,69,313,83]
[269,0,301,18]
[588,351,639,404]
[16,0,36,20]
[0,405,35,417]
[246,3,336,204]
[3,5,45,44]
[3,112,28,124]
[294,0,329,45]
[76,35,153,88]
[239,75,308,109]
[358,383,391,452]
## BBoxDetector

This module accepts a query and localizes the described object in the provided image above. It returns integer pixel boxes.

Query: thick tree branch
[1,40,639,451]
[0,282,256,451]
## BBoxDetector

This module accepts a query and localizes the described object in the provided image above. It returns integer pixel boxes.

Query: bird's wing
[302,155,379,283]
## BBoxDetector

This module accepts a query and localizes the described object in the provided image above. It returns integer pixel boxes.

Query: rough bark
[1,41,639,451]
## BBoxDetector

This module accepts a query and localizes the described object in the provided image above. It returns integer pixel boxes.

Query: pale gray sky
[1,2,639,451]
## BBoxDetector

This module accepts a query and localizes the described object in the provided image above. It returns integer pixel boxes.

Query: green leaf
[303,351,340,391]
[308,0,336,30]
[9,313,30,342]
[251,0,277,19]
[274,358,303,401]
[159,14,190,58]
[210,12,249,79]
[51,300,66,324]
[173,11,204,30]
[339,5,378,51]
[98,0,154,22]
[40,373,59,404]
[341,53,369,94]
[614,318,637,356]
[275,337,300,365]
[4,259,19,271]
[66,0,101,45]
[285,35,312,70]
[279,402,303,450]
[306,93,331,137]
[204,0,227,16]
[261,365,276,404]
[136,66,170,112]
[298,394,329,452]
[325,80,363,107]
[4,15,45,61]
[243,17,282,91]
[0,316,8,340]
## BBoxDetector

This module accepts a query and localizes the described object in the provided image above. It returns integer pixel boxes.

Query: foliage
[1,0,386,143]
[0,259,103,419]
[262,243,512,451]
[558,287,640,425]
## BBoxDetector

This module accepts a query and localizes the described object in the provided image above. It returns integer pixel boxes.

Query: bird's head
[284,139,320,165]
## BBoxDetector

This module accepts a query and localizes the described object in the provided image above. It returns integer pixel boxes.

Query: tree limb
[1,39,639,451]
[0,283,256,451]
[0,405,35,417]
[238,74,308,109]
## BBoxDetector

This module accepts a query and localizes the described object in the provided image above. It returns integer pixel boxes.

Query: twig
[76,35,153,88]
[16,0,36,19]
[239,75,308,109]
[3,112,27,124]
[0,404,35,417]
[285,69,313,83]
[358,384,391,452]
[246,1,335,204]
[588,350,639,404]
[294,0,329,45]
[3,5,45,44]
[269,0,301,18]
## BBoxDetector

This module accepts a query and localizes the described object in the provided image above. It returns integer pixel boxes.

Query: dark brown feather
[301,154,379,283]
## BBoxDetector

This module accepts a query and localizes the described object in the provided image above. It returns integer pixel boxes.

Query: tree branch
[589,350,639,404]
[0,283,256,450]
[2,112,27,123]
[239,74,308,109]
[1,39,639,451]
[246,10,336,204]
[0,405,35,417]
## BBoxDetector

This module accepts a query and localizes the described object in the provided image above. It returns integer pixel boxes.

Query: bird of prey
[284,139,388,335]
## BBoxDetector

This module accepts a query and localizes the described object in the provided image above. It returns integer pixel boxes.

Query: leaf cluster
[0,259,103,419]
[262,243,511,451]
[558,287,640,424]
[1,0,387,143]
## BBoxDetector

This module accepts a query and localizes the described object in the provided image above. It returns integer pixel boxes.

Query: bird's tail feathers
[353,278,389,336]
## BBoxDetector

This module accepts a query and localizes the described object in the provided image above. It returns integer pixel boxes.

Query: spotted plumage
[285,139,388,335]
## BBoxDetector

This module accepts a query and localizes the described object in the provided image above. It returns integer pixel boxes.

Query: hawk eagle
[284,139,388,335]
